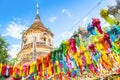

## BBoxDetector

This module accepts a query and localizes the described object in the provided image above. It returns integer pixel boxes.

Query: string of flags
[0,5,120,80]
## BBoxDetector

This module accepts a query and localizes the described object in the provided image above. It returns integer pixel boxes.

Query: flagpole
[33,35,36,61]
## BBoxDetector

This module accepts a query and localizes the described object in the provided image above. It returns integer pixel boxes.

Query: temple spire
[35,0,40,22]
[36,1,39,15]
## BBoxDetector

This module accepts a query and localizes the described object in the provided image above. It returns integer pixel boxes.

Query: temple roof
[24,14,53,36]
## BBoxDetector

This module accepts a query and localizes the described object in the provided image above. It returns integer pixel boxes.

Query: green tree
[0,35,9,64]
[7,58,18,65]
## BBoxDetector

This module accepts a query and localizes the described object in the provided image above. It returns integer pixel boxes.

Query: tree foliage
[0,35,9,64]
[7,58,18,65]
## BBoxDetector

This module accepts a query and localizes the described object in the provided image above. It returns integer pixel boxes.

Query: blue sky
[0,0,116,58]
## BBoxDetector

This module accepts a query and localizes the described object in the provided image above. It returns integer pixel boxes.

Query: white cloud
[61,31,73,39]
[9,44,21,58]
[82,16,89,22]
[48,16,57,22]
[53,39,60,47]
[13,17,21,22]
[61,9,72,17]
[2,19,28,39]
[76,16,89,29]
[102,22,110,27]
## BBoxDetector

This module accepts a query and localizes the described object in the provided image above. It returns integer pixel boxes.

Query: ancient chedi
[16,3,54,66]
